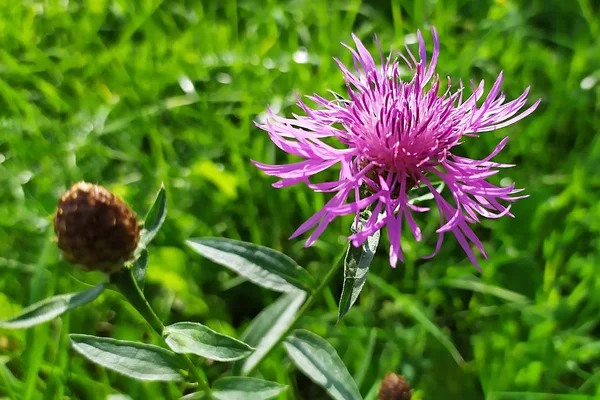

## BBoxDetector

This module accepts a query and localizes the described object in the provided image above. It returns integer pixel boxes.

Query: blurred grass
[0,0,599,399]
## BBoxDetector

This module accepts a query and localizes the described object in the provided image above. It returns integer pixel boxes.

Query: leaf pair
[70,331,286,399]
[186,238,314,376]
[69,320,254,380]
[187,234,377,399]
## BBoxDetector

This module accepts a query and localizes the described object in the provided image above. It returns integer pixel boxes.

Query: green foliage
[133,248,149,291]
[139,183,167,249]
[212,377,288,400]
[69,334,184,381]
[284,329,363,400]
[134,182,166,289]
[338,214,381,322]
[234,291,307,375]
[187,238,315,293]
[163,322,254,361]
[0,0,599,398]
[0,283,106,329]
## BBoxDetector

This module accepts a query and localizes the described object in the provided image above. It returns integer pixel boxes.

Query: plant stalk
[112,269,212,398]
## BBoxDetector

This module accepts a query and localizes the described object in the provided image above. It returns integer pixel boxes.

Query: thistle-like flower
[252,28,539,269]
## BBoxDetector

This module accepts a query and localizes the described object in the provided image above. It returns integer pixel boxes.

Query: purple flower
[252,28,539,270]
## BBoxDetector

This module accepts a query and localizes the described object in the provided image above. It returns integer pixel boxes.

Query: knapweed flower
[252,28,539,270]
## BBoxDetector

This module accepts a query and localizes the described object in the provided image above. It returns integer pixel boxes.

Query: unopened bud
[54,182,139,274]
[378,373,412,400]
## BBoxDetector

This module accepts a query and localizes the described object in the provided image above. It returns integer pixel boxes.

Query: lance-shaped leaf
[338,214,380,322]
[0,283,107,329]
[212,377,287,400]
[186,238,315,293]
[233,290,306,375]
[139,183,167,249]
[284,330,363,400]
[163,322,254,362]
[132,249,149,291]
[70,334,184,381]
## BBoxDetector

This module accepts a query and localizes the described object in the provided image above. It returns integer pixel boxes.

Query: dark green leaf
[212,377,287,400]
[0,283,107,329]
[233,290,306,375]
[338,215,380,322]
[163,322,254,362]
[69,334,184,381]
[139,183,167,248]
[186,238,315,293]
[284,330,362,400]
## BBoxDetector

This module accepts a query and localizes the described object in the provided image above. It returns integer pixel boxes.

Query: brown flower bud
[378,373,412,400]
[54,182,140,274]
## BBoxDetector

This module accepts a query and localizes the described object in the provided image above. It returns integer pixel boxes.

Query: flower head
[252,28,539,270]
[54,182,140,274]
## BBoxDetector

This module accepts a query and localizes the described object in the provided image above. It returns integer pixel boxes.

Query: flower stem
[244,247,346,376]
[112,269,212,398]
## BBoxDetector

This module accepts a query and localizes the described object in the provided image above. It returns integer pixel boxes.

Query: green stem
[244,248,346,376]
[112,269,212,398]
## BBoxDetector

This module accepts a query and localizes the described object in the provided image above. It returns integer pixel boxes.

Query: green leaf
[132,249,149,291]
[69,334,184,381]
[163,322,254,362]
[338,215,380,322]
[180,393,204,400]
[212,377,287,400]
[284,330,363,400]
[0,283,107,329]
[139,183,167,248]
[234,290,306,375]
[186,238,315,293]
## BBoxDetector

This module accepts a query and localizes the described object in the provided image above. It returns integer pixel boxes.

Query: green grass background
[1,0,599,399]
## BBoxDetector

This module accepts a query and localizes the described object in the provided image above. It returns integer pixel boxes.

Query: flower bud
[378,373,412,400]
[54,182,140,274]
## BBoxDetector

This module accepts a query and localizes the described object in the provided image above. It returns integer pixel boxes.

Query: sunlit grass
[1,0,599,398]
